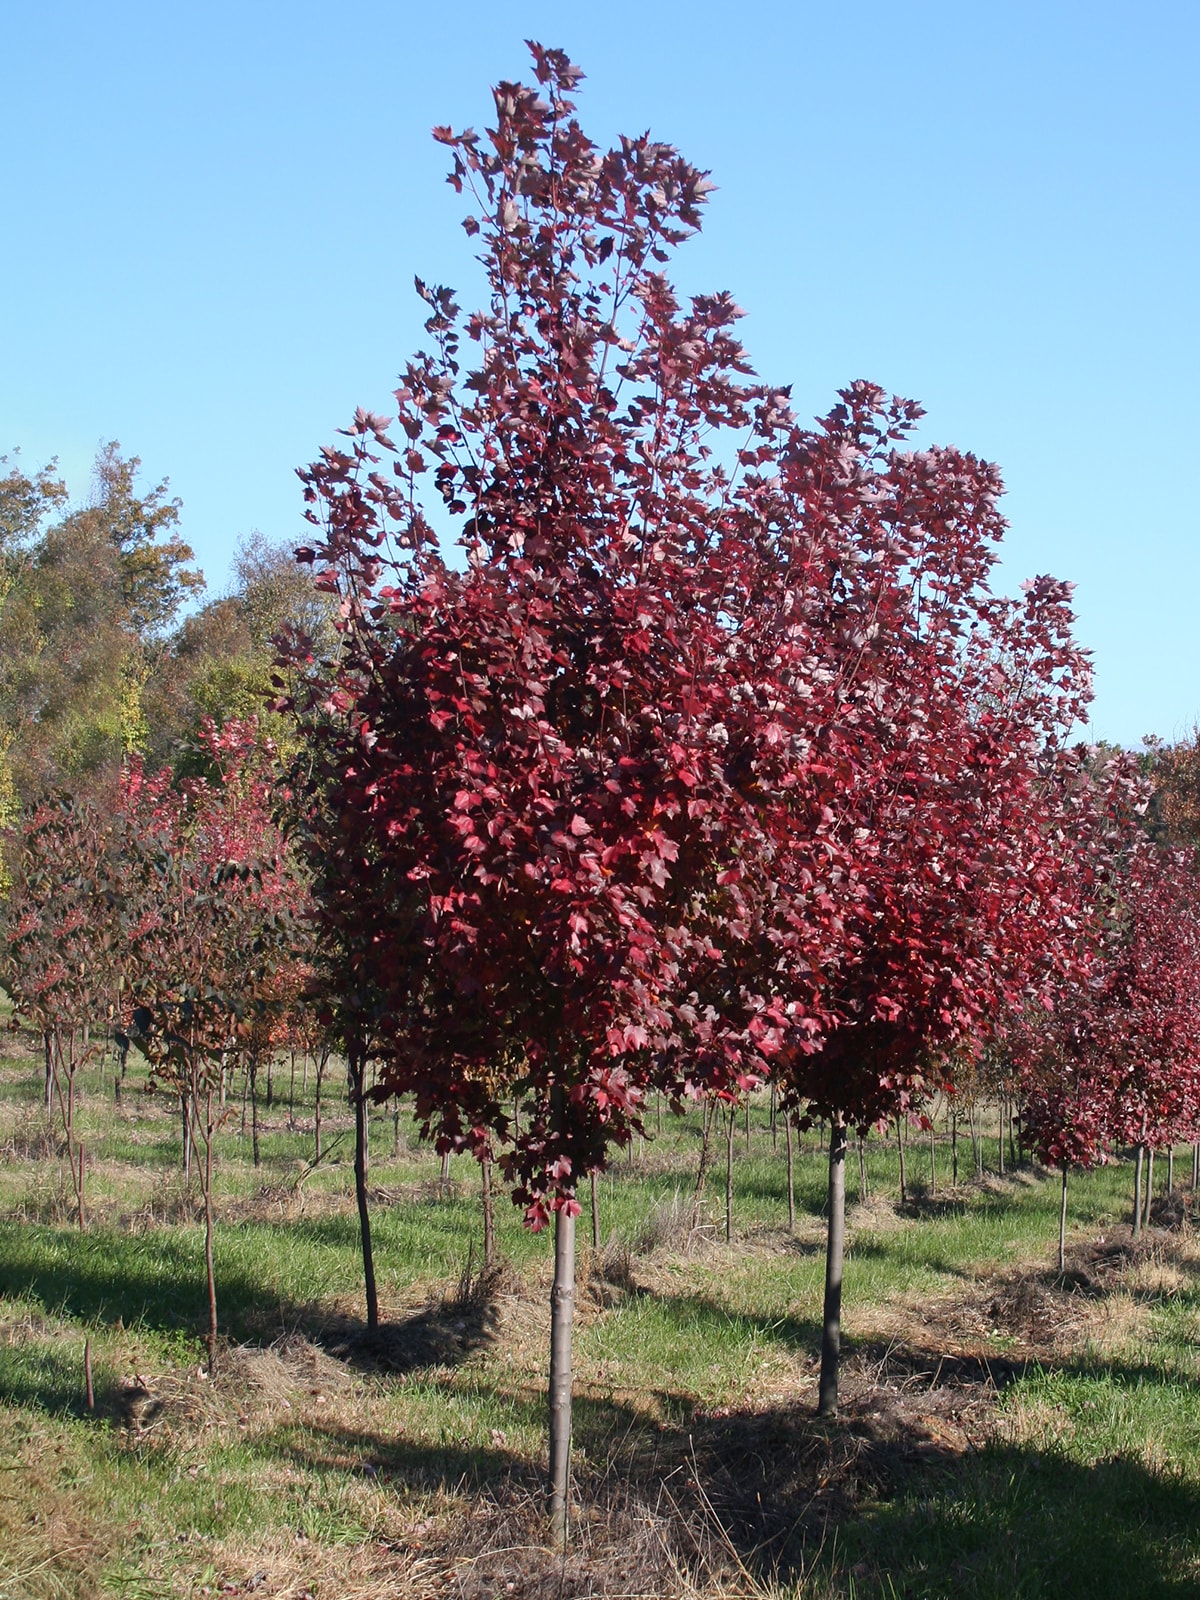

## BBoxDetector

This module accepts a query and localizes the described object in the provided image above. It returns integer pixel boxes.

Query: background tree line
[0,443,336,807]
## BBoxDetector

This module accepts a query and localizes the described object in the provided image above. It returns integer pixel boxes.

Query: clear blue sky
[3,1,1196,746]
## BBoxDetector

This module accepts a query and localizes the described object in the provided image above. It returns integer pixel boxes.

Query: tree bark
[201,1085,218,1376]
[929,1120,937,1197]
[951,1110,959,1185]
[1192,1142,1199,1193]
[1133,1143,1145,1239]
[725,1102,736,1243]
[896,1117,907,1204]
[1167,1145,1174,1194]
[547,1085,576,1549]
[250,1058,260,1168]
[690,1096,716,1233]
[817,1115,848,1418]
[1145,1149,1155,1228]
[482,1154,496,1270]
[350,1048,378,1332]
[785,1114,795,1233]
[1058,1165,1068,1275]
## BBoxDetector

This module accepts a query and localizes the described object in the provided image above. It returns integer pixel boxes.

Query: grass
[1,1036,1199,1598]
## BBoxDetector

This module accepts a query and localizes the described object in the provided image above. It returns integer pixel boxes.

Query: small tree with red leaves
[286,44,828,1535]
[123,721,299,1373]
[4,790,121,1225]
[734,382,1122,1414]
[1019,839,1200,1251]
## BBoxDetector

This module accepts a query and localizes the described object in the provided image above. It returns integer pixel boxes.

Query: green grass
[2,1041,1200,1598]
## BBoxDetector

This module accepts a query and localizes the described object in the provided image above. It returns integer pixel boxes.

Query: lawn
[2,1033,1199,1599]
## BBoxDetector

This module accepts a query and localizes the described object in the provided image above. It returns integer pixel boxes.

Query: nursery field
[2,1036,1200,1600]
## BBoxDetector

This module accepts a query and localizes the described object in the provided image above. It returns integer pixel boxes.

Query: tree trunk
[250,1058,260,1168]
[817,1115,848,1418]
[857,1136,868,1202]
[482,1154,496,1270]
[392,1102,401,1159]
[770,1083,778,1152]
[1145,1149,1155,1228]
[547,1088,576,1548]
[929,1120,937,1197]
[1133,1144,1145,1238]
[350,1049,378,1332]
[439,1149,452,1188]
[725,1102,736,1244]
[1058,1165,1068,1275]
[201,1085,218,1376]
[590,1169,600,1251]
[1167,1146,1175,1194]
[896,1117,907,1204]
[44,1031,54,1118]
[314,1050,326,1161]
[785,1114,795,1233]
[1008,1098,1018,1169]
[951,1110,959,1185]
[690,1096,716,1233]
[997,1102,1005,1177]
[182,1094,192,1189]
[1192,1142,1199,1192]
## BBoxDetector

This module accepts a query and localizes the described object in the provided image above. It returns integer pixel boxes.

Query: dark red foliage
[1018,839,1200,1168]
[286,45,843,1223]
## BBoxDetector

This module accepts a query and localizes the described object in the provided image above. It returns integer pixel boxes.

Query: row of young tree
[7,44,1200,1542]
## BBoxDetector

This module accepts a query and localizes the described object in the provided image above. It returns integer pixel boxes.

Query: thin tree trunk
[439,1149,452,1188]
[951,1110,959,1185]
[1193,1142,1199,1192]
[1059,1166,1069,1274]
[201,1084,218,1375]
[725,1102,736,1244]
[770,1083,778,1152]
[392,1102,401,1159]
[314,1050,326,1161]
[590,1170,600,1251]
[997,1101,1005,1177]
[1145,1149,1155,1227]
[547,1089,576,1549]
[817,1115,848,1418]
[690,1096,717,1233]
[482,1154,496,1270]
[1167,1146,1175,1194]
[350,1049,378,1332]
[250,1058,260,1168]
[897,1117,907,1204]
[858,1136,868,1202]
[44,1032,54,1118]
[1008,1097,1017,1168]
[182,1094,192,1188]
[1133,1144,1145,1238]
[289,1050,297,1118]
[929,1120,937,1197]
[785,1114,795,1233]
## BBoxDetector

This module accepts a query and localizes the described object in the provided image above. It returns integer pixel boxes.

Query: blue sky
[3,1,1196,746]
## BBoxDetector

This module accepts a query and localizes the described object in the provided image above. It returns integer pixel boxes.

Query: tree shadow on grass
[239,1351,1200,1600]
